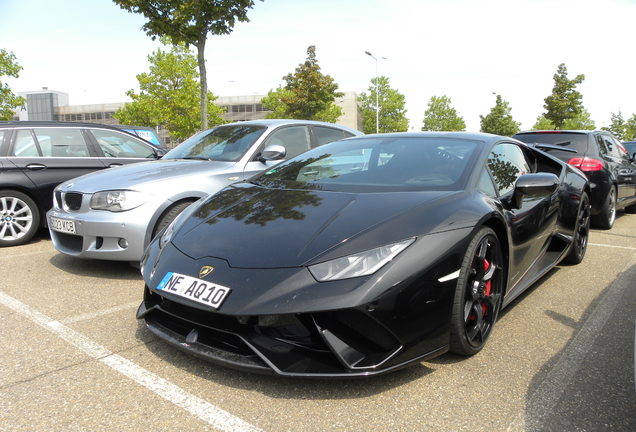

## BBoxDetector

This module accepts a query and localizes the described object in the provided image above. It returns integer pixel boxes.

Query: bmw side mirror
[259,144,286,162]
[512,173,559,209]
[154,148,167,159]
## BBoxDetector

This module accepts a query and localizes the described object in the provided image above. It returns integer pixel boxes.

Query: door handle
[108,163,123,168]
[25,163,47,170]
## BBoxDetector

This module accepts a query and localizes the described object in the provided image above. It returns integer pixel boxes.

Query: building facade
[15,90,362,133]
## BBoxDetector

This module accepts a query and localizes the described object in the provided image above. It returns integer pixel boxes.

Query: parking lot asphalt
[1,213,635,432]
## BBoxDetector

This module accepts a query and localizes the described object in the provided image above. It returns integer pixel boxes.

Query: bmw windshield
[164,124,267,162]
[254,137,480,192]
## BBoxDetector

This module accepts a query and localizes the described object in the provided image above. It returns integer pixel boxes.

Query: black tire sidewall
[449,226,502,356]
[563,192,590,265]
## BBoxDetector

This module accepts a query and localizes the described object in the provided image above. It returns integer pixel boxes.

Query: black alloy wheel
[450,227,504,356]
[593,186,616,229]
[563,192,590,265]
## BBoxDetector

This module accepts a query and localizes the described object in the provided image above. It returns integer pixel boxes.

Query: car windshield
[253,136,480,192]
[164,124,267,162]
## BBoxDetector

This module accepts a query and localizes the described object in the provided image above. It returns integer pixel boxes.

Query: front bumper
[47,205,154,262]
[137,285,447,377]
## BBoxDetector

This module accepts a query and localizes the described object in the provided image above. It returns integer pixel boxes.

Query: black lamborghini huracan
[137,132,590,377]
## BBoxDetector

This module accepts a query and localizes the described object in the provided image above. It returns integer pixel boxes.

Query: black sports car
[137,132,590,377]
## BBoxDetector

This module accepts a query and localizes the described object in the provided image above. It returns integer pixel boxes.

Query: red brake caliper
[482,259,491,316]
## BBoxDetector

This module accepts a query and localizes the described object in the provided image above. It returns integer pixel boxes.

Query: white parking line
[589,242,636,251]
[61,301,140,324]
[0,291,263,432]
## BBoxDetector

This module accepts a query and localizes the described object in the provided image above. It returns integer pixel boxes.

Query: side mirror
[632,152,636,163]
[259,144,286,162]
[154,148,167,159]
[512,173,559,209]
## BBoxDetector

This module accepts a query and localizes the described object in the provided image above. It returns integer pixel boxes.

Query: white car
[47,120,360,262]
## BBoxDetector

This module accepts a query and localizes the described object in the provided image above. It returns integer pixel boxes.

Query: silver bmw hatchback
[47,120,360,262]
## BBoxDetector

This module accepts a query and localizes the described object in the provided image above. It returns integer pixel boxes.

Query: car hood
[172,183,474,268]
[60,159,239,192]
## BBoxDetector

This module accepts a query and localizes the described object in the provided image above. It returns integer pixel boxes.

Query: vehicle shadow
[428,266,561,366]
[517,263,636,431]
[133,322,434,399]
[49,253,143,281]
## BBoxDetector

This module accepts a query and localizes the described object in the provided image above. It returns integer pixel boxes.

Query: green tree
[113,0,260,130]
[532,115,555,130]
[602,111,627,140]
[421,95,465,131]
[543,63,585,129]
[262,45,343,123]
[624,114,636,141]
[479,94,520,136]
[114,43,225,142]
[532,109,595,131]
[0,49,26,120]
[358,76,408,133]
[562,108,595,130]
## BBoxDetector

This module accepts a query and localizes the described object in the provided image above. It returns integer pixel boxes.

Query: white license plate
[156,272,231,309]
[49,217,76,234]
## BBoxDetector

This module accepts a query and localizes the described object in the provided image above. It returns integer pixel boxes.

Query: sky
[1,0,635,131]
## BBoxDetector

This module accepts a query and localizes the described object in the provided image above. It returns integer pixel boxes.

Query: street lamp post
[364,51,379,134]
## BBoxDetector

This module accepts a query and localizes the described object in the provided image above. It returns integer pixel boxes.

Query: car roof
[216,119,362,135]
[515,130,607,135]
[349,131,507,144]
[0,121,129,131]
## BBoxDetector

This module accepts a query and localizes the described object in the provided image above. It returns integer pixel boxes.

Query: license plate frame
[156,272,231,310]
[49,216,76,234]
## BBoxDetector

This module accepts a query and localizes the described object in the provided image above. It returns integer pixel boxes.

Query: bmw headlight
[309,238,415,282]
[90,190,147,212]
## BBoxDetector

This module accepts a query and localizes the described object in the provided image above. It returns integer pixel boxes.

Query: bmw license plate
[156,272,231,309]
[49,217,76,234]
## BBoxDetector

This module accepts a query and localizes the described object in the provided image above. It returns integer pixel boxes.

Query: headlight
[309,238,415,282]
[90,190,147,212]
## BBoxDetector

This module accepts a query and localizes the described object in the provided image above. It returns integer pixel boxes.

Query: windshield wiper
[180,156,210,160]
[530,142,577,153]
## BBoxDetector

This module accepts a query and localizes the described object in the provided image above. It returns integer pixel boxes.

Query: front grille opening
[55,232,83,252]
[63,192,83,211]
[315,309,401,368]
[95,236,103,249]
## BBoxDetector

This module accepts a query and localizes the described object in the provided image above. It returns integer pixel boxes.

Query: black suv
[514,130,636,229]
[0,121,162,246]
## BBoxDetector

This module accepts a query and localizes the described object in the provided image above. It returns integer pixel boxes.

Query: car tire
[450,226,504,356]
[592,186,616,229]
[0,190,40,247]
[152,200,196,238]
[563,192,590,265]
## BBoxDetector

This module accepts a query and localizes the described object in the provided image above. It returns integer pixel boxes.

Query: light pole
[365,51,386,134]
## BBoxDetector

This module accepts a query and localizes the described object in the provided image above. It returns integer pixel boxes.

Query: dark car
[137,132,590,377]
[623,141,636,161]
[0,121,162,246]
[514,130,636,229]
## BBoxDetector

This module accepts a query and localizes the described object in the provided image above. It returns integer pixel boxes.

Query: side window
[312,126,347,147]
[265,126,311,159]
[12,130,40,156]
[477,169,497,197]
[487,143,530,196]
[33,128,89,157]
[607,135,626,159]
[596,135,608,155]
[91,129,155,158]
